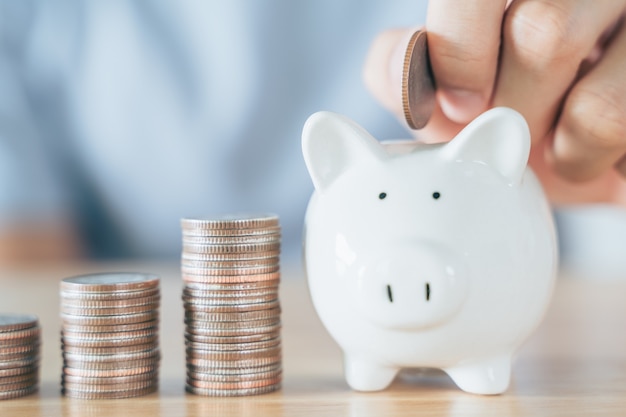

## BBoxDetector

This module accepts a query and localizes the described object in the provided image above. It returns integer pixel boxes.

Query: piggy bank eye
[432,192,441,200]
[378,192,387,200]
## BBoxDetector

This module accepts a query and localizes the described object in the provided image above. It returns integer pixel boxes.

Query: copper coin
[183,307,280,323]
[181,214,279,231]
[61,273,160,293]
[62,370,157,385]
[185,383,279,397]
[62,384,157,399]
[184,331,280,345]
[0,365,38,378]
[62,320,158,334]
[182,272,280,284]
[186,374,281,390]
[0,327,40,341]
[62,365,158,378]
[402,30,436,129]
[0,349,39,362]
[0,385,38,400]
[0,371,38,385]
[0,314,38,333]
[0,378,38,392]
[61,311,158,326]
[60,287,160,301]
[0,357,39,370]
[187,367,281,382]
[62,378,156,392]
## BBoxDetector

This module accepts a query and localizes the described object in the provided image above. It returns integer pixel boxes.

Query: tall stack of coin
[181,214,282,396]
[60,273,160,399]
[0,314,40,400]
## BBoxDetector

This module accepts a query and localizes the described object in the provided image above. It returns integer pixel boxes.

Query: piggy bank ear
[442,107,530,185]
[302,111,386,192]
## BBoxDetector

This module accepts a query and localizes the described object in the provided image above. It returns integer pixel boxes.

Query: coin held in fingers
[402,30,436,130]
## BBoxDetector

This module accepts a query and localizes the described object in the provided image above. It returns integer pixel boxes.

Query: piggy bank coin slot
[425,282,431,301]
[386,284,393,303]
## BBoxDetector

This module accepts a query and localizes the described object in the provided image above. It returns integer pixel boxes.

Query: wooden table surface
[0,261,625,416]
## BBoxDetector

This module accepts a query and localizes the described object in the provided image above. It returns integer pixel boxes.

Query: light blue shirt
[0,0,427,259]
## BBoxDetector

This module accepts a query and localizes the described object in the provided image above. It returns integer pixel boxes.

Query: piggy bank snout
[355,244,468,330]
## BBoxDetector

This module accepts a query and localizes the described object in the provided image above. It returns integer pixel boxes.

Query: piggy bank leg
[444,355,512,395]
[344,355,399,391]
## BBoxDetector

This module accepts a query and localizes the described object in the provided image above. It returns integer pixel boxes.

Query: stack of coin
[60,273,160,399]
[0,314,40,400]
[181,214,282,396]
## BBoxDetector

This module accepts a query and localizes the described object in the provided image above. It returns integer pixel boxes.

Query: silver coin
[185,337,280,352]
[184,331,281,345]
[185,323,281,337]
[61,311,158,326]
[0,314,38,332]
[60,287,160,301]
[183,280,279,292]
[62,370,157,385]
[183,300,279,313]
[181,214,279,230]
[183,242,280,255]
[181,226,281,237]
[181,257,279,269]
[61,273,160,293]
[185,382,280,397]
[182,307,280,323]
[62,384,157,399]
[180,265,280,277]
[62,356,160,371]
[182,234,280,245]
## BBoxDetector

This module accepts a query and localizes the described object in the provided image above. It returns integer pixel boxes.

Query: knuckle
[431,37,495,86]
[505,0,587,69]
[565,85,626,151]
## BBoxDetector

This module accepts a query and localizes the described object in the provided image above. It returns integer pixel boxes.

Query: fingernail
[439,89,487,123]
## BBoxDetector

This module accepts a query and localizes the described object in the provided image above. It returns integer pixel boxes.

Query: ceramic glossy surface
[302,107,557,395]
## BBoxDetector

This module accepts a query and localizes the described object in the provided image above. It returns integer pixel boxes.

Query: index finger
[426,0,508,123]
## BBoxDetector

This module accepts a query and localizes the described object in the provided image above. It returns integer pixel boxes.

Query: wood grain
[0,261,625,416]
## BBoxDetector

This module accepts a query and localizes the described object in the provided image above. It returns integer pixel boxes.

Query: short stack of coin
[0,314,40,400]
[60,273,160,399]
[181,214,282,396]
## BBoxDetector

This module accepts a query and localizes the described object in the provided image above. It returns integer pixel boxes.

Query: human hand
[364,0,626,205]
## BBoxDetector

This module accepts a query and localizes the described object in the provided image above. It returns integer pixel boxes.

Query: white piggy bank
[302,107,557,395]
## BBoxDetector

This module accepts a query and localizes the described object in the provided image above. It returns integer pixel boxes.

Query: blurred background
[0,0,624,277]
